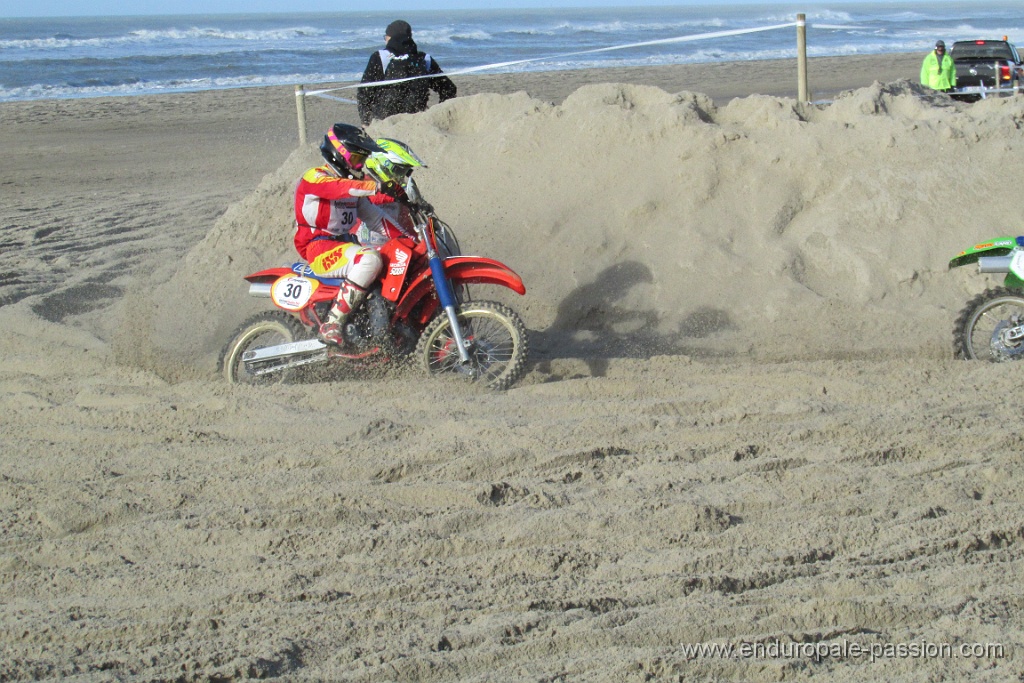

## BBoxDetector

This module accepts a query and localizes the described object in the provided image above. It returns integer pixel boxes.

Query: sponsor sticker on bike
[271,276,318,311]
[390,248,410,276]
[1012,251,1024,280]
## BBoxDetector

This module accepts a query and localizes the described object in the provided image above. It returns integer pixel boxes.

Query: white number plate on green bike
[1010,251,1024,280]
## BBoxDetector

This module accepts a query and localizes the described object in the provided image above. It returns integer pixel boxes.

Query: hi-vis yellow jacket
[920,51,957,90]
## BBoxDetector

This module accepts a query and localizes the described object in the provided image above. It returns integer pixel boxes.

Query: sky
[0,0,894,19]
[9,0,661,17]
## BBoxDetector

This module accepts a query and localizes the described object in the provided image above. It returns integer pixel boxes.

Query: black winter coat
[357,38,457,125]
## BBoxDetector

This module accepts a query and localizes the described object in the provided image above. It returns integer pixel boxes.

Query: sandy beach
[2,52,1024,681]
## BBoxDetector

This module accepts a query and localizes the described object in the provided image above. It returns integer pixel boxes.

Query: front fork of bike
[429,255,473,368]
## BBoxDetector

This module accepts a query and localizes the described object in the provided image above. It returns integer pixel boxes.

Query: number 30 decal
[271,276,318,311]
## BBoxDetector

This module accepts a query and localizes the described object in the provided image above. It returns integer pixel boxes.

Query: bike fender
[245,268,338,318]
[446,256,527,294]
[395,256,526,321]
[948,236,1020,269]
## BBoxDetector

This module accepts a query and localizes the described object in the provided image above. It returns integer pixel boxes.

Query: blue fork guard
[429,256,458,310]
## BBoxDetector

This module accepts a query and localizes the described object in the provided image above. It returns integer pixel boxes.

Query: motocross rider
[354,137,428,247]
[293,123,407,346]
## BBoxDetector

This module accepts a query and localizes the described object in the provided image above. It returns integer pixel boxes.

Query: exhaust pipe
[248,282,273,297]
[978,256,1013,274]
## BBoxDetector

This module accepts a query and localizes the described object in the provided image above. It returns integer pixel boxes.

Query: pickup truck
[950,39,1024,101]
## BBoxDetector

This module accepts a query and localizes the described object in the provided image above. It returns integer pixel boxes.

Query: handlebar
[363,166,432,214]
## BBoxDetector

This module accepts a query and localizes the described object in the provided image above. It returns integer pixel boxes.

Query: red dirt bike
[219,186,529,390]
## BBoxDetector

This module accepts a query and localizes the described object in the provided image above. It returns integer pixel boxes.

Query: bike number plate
[271,276,318,311]
[1011,252,1024,280]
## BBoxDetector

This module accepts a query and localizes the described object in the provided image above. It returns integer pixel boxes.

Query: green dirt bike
[949,236,1024,360]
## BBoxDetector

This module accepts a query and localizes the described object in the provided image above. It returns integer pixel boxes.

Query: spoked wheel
[953,287,1024,361]
[219,311,308,384]
[415,301,528,390]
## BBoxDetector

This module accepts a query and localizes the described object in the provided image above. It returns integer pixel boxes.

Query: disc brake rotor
[434,334,492,377]
[990,319,1024,360]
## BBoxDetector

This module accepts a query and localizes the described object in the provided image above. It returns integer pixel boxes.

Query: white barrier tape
[305,21,803,97]
[301,92,358,104]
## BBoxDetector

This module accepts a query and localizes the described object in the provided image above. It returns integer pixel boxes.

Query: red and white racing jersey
[293,165,383,259]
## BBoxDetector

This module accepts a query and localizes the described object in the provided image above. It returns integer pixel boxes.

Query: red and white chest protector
[293,165,379,259]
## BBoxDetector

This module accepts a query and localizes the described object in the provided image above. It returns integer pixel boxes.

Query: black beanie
[386,20,412,39]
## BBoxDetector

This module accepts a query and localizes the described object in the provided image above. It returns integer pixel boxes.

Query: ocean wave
[418,28,493,44]
[506,18,732,37]
[128,26,328,42]
[0,70,365,102]
[948,24,1024,38]
[0,25,328,52]
[758,10,854,24]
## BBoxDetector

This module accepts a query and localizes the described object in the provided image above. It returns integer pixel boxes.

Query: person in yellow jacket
[920,40,956,92]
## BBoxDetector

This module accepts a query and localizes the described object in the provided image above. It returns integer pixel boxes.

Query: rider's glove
[379,180,408,202]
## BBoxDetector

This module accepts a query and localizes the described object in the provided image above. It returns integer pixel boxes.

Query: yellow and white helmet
[365,138,427,185]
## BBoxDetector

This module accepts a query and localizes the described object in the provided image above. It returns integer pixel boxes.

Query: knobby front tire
[953,287,1024,361]
[415,300,528,390]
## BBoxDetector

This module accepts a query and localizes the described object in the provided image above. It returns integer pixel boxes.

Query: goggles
[389,164,413,179]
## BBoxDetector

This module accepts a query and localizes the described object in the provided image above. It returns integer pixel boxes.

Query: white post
[797,14,808,103]
[295,85,308,146]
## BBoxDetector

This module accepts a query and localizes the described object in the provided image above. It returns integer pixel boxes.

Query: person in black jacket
[357,20,457,126]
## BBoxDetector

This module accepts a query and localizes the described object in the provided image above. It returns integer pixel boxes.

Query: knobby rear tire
[219,311,308,385]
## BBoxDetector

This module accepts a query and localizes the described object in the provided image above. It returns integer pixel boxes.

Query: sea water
[1,1,1021,102]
